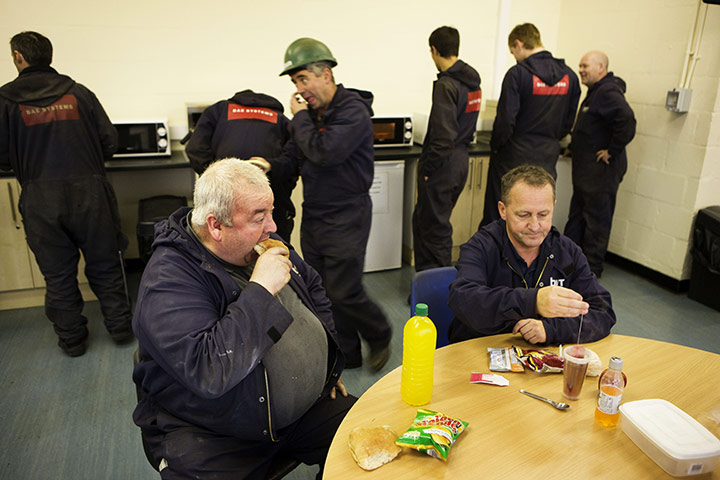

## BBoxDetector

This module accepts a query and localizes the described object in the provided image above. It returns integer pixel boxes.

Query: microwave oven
[112,119,171,158]
[372,115,413,148]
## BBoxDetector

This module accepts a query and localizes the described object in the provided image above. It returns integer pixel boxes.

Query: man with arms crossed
[448,165,615,345]
[132,159,354,479]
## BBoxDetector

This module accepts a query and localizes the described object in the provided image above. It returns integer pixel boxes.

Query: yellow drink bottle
[401,303,437,406]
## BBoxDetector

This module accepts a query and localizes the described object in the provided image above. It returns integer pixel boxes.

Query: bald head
[578,50,608,87]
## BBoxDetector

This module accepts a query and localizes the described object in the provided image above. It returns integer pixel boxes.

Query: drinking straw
[576,314,584,345]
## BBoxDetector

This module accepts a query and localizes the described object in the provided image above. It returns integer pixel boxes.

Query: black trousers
[412,152,468,272]
[272,210,294,244]
[301,198,391,365]
[480,157,504,228]
[564,187,618,276]
[20,176,132,345]
[144,393,357,479]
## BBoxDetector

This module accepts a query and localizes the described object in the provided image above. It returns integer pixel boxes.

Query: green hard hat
[280,37,337,76]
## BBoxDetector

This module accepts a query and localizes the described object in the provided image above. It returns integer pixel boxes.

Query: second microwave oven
[371,115,413,148]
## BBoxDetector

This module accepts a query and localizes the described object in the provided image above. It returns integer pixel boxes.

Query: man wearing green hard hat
[259,37,392,372]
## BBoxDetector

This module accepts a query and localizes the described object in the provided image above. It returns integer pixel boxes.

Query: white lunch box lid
[619,399,720,459]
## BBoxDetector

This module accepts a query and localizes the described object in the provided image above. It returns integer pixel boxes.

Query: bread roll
[253,238,289,257]
[585,348,602,377]
[348,425,401,471]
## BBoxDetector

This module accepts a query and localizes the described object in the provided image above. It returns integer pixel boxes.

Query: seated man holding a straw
[448,165,615,345]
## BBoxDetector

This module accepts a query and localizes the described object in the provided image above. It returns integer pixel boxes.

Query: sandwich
[253,238,289,257]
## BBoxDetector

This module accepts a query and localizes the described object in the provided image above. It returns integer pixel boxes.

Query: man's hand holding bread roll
[249,238,292,295]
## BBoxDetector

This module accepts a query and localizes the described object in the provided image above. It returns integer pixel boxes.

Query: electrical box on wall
[666,88,692,113]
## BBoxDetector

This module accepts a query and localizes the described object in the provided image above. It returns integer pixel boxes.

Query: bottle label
[597,390,622,415]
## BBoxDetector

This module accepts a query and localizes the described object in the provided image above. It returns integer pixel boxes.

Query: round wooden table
[323,334,720,479]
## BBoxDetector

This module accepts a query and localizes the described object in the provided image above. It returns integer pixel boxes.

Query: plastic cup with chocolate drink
[562,345,590,400]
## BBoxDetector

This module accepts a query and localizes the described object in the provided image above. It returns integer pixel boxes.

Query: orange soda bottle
[595,356,624,427]
[401,303,437,406]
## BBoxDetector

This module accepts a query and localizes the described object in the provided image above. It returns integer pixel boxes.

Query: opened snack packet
[511,346,564,373]
[395,409,469,461]
[488,347,524,372]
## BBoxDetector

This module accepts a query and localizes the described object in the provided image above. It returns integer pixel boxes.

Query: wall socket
[666,88,692,113]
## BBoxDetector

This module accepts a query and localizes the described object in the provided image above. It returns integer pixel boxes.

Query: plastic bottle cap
[609,356,623,370]
[415,303,428,316]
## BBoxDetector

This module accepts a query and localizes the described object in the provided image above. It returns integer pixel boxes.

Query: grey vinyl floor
[1,262,718,480]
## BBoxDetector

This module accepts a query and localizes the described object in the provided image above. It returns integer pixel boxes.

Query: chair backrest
[410,266,457,348]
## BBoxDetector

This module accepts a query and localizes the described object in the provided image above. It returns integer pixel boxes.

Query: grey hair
[305,61,335,83]
[191,158,270,227]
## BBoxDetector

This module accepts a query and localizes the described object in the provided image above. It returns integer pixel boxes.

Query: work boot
[109,324,135,344]
[368,344,390,372]
[58,336,87,357]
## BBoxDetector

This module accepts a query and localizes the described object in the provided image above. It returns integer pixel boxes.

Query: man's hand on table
[330,377,348,400]
[536,285,589,318]
[249,249,292,296]
[512,319,547,344]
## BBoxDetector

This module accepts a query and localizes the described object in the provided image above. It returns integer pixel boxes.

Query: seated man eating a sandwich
[132,158,354,479]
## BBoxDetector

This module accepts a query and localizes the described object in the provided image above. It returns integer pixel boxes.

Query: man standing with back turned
[412,26,482,272]
[480,23,580,228]
[260,37,392,371]
[564,51,636,278]
[185,90,298,241]
[0,31,132,356]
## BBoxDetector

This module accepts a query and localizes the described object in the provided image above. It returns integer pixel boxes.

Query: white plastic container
[619,399,720,477]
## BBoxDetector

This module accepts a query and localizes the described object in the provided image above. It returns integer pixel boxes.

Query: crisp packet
[511,346,564,373]
[395,409,469,461]
[488,347,524,372]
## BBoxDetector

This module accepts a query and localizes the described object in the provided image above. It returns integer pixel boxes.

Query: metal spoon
[520,389,570,410]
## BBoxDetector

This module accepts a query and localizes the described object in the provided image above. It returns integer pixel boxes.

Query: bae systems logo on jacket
[19,94,80,126]
[466,90,482,113]
[227,104,278,124]
[532,75,570,96]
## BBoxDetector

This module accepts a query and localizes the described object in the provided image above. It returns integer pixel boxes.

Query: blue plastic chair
[410,266,458,348]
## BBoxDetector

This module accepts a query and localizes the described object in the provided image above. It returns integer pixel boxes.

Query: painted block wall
[0,1,506,131]
[2,0,717,280]
[557,0,720,280]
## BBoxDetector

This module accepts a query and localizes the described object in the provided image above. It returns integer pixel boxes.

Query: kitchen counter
[0,141,492,178]
[0,148,192,178]
[374,141,490,160]
[103,148,191,172]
